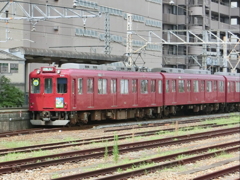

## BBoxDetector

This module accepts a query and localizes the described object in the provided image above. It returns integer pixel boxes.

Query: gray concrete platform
[0,109,30,132]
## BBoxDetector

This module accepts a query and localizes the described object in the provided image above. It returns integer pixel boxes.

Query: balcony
[231,7,240,16]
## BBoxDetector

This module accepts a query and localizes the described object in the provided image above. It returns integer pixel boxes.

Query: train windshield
[44,78,53,93]
[57,78,67,93]
[31,78,40,94]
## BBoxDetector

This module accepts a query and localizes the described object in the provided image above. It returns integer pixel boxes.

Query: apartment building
[0,0,239,86]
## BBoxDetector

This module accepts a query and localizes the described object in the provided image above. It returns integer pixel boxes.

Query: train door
[172,79,177,103]
[132,79,138,105]
[150,79,156,105]
[87,78,94,107]
[187,80,191,103]
[111,79,117,106]
[43,77,54,108]
[71,79,76,108]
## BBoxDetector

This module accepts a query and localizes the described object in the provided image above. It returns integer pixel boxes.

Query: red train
[29,66,240,126]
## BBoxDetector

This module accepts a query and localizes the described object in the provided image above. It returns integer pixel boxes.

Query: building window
[98,79,107,94]
[179,80,184,92]
[151,80,156,92]
[0,63,8,73]
[87,78,94,93]
[193,80,199,92]
[141,80,148,93]
[111,79,116,93]
[10,63,18,73]
[120,79,128,94]
[132,79,137,93]
[78,78,83,94]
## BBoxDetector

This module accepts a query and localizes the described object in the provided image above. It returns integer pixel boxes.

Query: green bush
[0,76,24,107]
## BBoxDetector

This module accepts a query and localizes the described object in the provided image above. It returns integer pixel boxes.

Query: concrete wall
[0,109,30,132]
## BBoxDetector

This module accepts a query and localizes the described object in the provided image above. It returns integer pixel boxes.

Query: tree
[0,76,24,107]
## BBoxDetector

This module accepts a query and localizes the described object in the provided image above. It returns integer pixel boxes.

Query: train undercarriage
[30,102,240,126]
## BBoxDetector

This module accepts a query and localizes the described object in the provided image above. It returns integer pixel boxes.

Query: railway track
[0,128,62,138]
[192,164,240,180]
[0,127,239,175]
[52,142,240,180]
[0,121,237,156]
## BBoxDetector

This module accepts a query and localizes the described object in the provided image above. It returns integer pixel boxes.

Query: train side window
[98,79,107,94]
[44,78,52,94]
[57,78,67,93]
[200,80,204,92]
[187,80,191,92]
[111,79,116,93]
[132,79,137,93]
[172,80,176,92]
[141,80,148,94]
[213,81,217,91]
[227,82,230,92]
[87,78,93,93]
[207,81,212,92]
[158,80,162,93]
[178,80,184,92]
[166,80,169,93]
[78,78,83,94]
[151,80,156,92]
[219,81,224,92]
[31,78,40,94]
[193,80,199,92]
[236,82,240,92]
[231,82,234,92]
[120,79,128,94]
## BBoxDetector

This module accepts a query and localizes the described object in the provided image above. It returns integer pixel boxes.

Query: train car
[160,72,226,116]
[29,66,164,126]
[224,74,240,111]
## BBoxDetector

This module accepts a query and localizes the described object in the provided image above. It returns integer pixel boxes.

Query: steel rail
[0,127,238,174]
[52,141,240,180]
[90,146,240,180]
[192,164,240,180]
[0,128,62,138]
[104,115,230,132]
[0,122,238,156]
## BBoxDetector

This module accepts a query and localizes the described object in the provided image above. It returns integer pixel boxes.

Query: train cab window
[87,78,94,93]
[151,80,156,92]
[98,79,107,94]
[78,78,83,94]
[44,78,52,94]
[172,80,176,92]
[187,80,191,92]
[57,78,67,93]
[120,79,129,94]
[193,80,199,92]
[141,80,148,94]
[166,80,169,93]
[111,79,116,93]
[207,81,212,92]
[219,81,224,92]
[132,79,137,93]
[158,80,162,93]
[178,80,184,92]
[31,78,40,94]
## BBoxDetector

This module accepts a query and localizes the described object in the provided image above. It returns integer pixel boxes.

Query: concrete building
[0,0,239,87]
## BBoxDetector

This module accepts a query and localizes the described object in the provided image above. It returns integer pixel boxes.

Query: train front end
[29,67,70,126]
